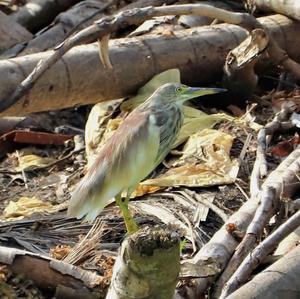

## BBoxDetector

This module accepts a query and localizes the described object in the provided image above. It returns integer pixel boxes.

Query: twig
[220,209,300,298]
[178,211,197,253]
[234,181,249,202]
[250,103,297,197]
[265,102,296,145]
[238,133,252,163]
[2,3,300,113]
[16,150,28,189]
[250,128,266,196]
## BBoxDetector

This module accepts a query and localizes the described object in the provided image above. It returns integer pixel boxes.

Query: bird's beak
[188,87,227,97]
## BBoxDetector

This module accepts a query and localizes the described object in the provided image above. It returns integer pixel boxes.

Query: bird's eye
[176,87,182,93]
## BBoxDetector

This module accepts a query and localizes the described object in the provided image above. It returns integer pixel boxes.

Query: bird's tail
[67,170,109,221]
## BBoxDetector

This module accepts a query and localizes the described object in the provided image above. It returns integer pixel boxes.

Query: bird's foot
[115,196,138,234]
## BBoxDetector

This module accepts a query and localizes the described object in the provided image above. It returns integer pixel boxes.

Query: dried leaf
[50,245,72,260]
[15,154,55,171]
[175,106,234,147]
[85,100,122,167]
[128,184,160,198]
[271,134,300,157]
[2,197,53,220]
[1,197,67,221]
[142,129,239,187]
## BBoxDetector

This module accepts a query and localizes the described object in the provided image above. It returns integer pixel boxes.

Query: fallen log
[0,14,300,116]
[0,245,105,299]
[255,0,300,21]
[3,3,300,114]
[4,0,176,58]
[4,0,111,57]
[0,11,32,53]
[221,209,300,297]
[11,0,82,33]
[226,244,300,299]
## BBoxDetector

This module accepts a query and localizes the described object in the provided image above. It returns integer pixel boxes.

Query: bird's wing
[67,108,160,221]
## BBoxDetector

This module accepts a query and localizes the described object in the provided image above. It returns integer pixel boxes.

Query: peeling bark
[223,28,268,106]
[0,14,299,116]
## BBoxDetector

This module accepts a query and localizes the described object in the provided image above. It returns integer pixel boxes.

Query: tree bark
[0,14,299,116]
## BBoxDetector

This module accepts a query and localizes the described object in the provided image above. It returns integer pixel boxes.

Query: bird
[68,83,226,233]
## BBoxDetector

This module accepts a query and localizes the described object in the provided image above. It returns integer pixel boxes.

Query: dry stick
[214,146,300,298]
[224,243,300,299]
[1,3,299,113]
[250,129,266,197]
[250,103,296,197]
[222,209,300,297]
[265,103,296,145]
[185,146,300,298]
[16,149,28,189]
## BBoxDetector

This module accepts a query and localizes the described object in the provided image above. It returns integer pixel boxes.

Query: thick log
[4,0,176,57]
[0,14,299,116]
[11,0,81,33]
[4,0,110,57]
[0,11,32,53]
[255,0,300,21]
[226,245,300,299]
[0,245,104,299]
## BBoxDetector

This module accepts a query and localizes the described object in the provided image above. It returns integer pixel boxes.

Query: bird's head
[152,83,226,105]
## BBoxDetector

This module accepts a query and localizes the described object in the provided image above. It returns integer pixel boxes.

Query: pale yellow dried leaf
[142,129,239,187]
[2,198,67,221]
[174,106,234,147]
[15,154,55,171]
[2,197,53,220]
[85,99,122,167]
[129,184,161,198]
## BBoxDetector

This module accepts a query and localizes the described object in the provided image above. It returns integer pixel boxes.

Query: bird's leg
[115,193,138,234]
